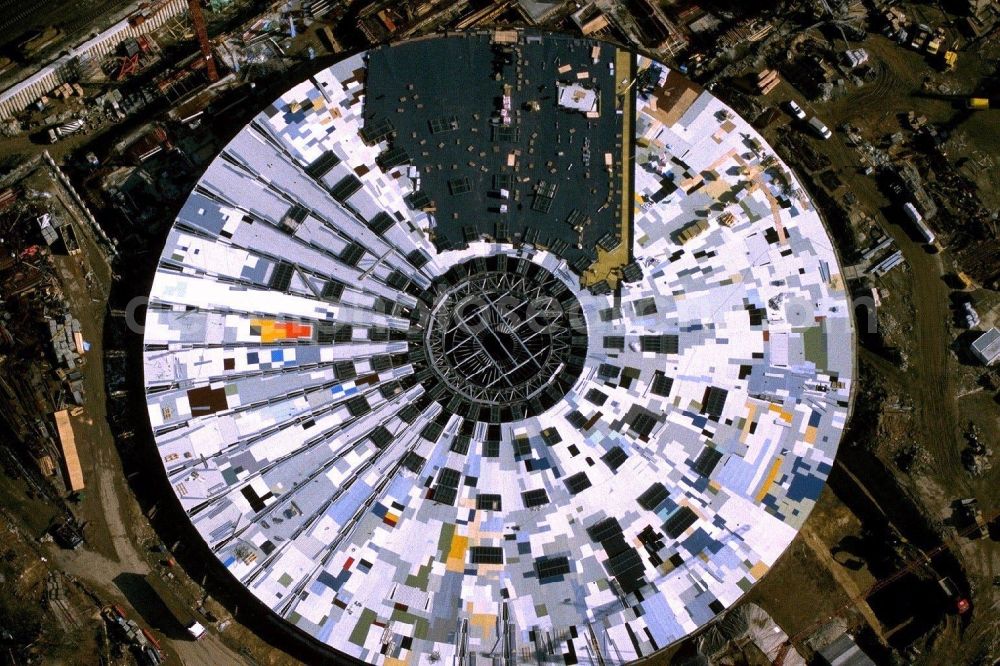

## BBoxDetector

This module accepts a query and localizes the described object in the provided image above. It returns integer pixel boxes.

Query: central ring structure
[413,256,587,423]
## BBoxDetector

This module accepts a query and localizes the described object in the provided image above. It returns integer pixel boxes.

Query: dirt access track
[39,182,248,665]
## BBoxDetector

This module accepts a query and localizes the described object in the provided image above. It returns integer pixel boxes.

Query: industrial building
[970,327,1000,365]
[141,30,854,664]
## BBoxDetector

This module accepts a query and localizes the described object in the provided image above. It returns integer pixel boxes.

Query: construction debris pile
[47,310,87,405]
[697,603,808,664]
[0,188,92,492]
[103,604,165,665]
[961,422,992,476]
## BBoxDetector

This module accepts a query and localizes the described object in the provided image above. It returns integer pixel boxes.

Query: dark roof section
[522,488,549,508]
[586,517,623,543]
[305,150,341,179]
[691,446,723,477]
[564,472,592,495]
[541,427,562,445]
[368,426,393,448]
[650,371,674,397]
[345,396,371,417]
[534,555,571,582]
[321,280,345,302]
[401,451,425,473]
[469,546,504,565]
[601,446,628,471]
[664,506,698,538]
[597,363,621,380]
[476,493,502,511]
[334,360,357,380]
[363,33,624,275]
[329,174,363,202]
[268,262,294,291]
[586,516,645,593]
[638,482,669,511]
[340,242,366,267]
[702,386,729,419]
[640,334,679,354]
[367,211,396,234]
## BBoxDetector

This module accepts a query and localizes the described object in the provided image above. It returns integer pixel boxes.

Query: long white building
[0,0,187,120]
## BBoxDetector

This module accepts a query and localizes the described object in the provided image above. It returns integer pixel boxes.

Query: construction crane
[771,507,998,666]
[188,0,218,82]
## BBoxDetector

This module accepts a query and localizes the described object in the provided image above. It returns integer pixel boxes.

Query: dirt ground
[743,488,871,642]
[0,0,133,53]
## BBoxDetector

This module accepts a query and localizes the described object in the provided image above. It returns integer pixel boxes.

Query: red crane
[188,0,218,82]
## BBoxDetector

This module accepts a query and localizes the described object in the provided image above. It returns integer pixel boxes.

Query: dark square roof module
[363,33,625,274]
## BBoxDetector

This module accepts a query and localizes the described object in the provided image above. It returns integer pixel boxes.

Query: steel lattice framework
[427,268,571,404]
[409,256,588,422]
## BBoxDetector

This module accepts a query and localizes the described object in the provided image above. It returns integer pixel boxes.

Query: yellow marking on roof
[769,403,793,423]
[740,403,757,443]
[755,457,782,503]
[446,534,468,572]
[470,612,496,636]
[804,425,817,445]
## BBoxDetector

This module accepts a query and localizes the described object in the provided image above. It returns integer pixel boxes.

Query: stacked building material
[756,69,780,95]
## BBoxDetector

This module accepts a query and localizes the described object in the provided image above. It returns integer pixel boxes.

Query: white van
[808,116,832,139]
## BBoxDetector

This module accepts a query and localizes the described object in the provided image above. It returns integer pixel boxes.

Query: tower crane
[188,0,219,82]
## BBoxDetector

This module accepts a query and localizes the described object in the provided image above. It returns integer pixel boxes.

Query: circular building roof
[143,31,854,664]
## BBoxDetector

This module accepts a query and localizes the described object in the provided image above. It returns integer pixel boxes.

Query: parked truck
[46,118,85,143]
[926,27,947,55]
[937,576,971,614]
[145,573,207,640]
[807,116,832,139]
[52,519,83,549]
[940,49,958,71]
[903,202,935,244]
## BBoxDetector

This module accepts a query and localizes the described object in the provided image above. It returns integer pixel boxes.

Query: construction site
[0,1,997,665]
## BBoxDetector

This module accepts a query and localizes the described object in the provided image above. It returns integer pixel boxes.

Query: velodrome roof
[143,31,854,664]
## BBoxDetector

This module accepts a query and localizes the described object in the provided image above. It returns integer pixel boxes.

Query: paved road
[0,0,132,51]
